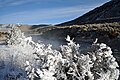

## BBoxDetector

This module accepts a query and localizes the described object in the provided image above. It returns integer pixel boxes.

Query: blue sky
[0,0,110,25]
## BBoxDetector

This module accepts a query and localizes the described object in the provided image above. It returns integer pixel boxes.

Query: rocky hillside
[58,0,120,26]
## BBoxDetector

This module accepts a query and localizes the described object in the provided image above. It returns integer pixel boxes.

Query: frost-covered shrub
[0,25,119,80]
[88,43,119,80]
[0,25,35,80]
[24,34,119,80]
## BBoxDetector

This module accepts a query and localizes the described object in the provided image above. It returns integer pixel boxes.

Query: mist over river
[30,34,91,51]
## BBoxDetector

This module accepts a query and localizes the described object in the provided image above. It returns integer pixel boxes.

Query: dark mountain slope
[58,0,120,26]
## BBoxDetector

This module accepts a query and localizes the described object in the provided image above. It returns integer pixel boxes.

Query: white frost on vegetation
[0,25,119,80]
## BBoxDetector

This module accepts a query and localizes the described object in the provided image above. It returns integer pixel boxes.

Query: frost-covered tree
[7,24,25,45]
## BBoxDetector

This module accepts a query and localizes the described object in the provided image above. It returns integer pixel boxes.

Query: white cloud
[0,5,96,24]
[0,0,37,7]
